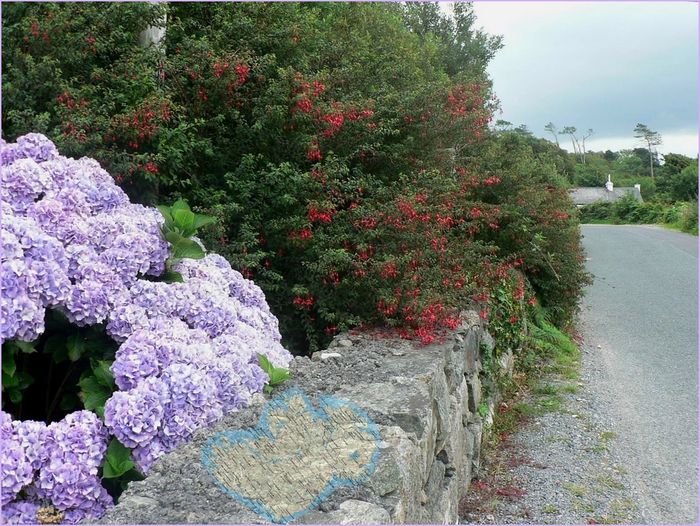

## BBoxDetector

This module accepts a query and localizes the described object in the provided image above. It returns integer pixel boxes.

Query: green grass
[542,504,559,514]
[595,474,625,490]
[563,482,587,498]
[532,383,558,395]
[599,431,616,442]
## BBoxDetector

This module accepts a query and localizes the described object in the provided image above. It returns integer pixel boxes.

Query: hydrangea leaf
[44,335,69,363]
[66,334,87,362]
[78,374,113,418]
[171,238,205,260]
[92,360,116,390]
[192,214,216,230]
[102,438,135,479]
[2,350,17,377]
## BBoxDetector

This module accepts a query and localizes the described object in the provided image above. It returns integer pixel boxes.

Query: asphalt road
[579,225,698,523]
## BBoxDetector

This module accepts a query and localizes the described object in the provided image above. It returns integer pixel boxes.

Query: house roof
[569,186,643,206]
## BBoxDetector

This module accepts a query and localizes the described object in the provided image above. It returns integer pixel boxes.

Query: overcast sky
[463,1,698,156]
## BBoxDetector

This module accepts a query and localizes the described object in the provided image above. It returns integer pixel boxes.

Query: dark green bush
[2,2,589,352]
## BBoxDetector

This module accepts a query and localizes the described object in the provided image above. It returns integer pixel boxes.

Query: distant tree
[560,126,593,164]
[633,123,662,181]
[560,126,580,158]
[494,119,513,132]
[580,128,594,165]
[603,149,618,162]
[544,122,559,147]
[661,153,693,175]
[669,164,699,201]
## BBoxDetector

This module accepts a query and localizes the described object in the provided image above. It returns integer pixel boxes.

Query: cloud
[471,1,698,144]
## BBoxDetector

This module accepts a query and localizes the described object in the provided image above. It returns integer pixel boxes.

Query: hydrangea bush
[0,133,292,523]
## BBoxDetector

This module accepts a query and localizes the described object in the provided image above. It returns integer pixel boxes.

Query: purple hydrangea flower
[1,133,294,524]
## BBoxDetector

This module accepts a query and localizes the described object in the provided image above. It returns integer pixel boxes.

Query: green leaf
[171,199,190,212]
[44,334,68,363]
[8,388,22,404]
[14,341,37,354]
[2,372,19,389]
[15,371,33,390]
[192,214,216,230]
[66,334,86,362]
[59,393,80,411]
[156,204,173,222]
[102,438,135,479]
[257,353,273,374]
[161,269,184,283]
[171,238,205,260]
[2,351,16,377]
[78,374,113,417]
[93,360,115,389]
[172,209,195,233]
[164,230,182,244]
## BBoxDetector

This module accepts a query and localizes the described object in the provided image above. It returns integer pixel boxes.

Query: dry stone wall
[97,310,509,524]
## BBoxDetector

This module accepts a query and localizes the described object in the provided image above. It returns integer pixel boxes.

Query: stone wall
[97,310,507,524]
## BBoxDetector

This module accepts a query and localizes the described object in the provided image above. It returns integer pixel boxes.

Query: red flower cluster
[293,294,315,309]
[308,207,334,223]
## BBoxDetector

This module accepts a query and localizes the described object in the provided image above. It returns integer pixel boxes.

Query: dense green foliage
[2,2,589,353]
[579,195,698,235]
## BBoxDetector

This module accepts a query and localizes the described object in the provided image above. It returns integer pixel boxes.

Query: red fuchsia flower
[473,292,490,302]
[513,278,525,301]
[470,207,483,219]
[415,326,436,345]
[312,80,325,96]
[235,63,250,85]
[144,162,159,174]
[212,61,230,78]
[293,295,315,309]
[294,98,313,114]
[527,297,537,306]
[299,228,313,240]
[324,325,338,335]
[241,267,253,279]
[509,316,519,324]
[377,299,397,317]
[308,207,334,224]
[554,211,570,220]
[489,222,500,230]
[483,176,501,185]
[436,214,455,229]
[479,309,489,320]
[307,141,323,162]
[381,262,398,279]
[367,122,377,129]
[443,317,461,330]
[355,216,377,230]
[197,87,208,101]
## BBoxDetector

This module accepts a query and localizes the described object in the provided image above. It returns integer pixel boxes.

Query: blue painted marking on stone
[200,387,381,524]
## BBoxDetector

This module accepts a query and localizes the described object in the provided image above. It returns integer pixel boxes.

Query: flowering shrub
[2,3,588,354]
[0,134,292,523]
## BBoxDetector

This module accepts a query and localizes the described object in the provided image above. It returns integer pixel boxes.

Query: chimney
[605,174,614,192]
